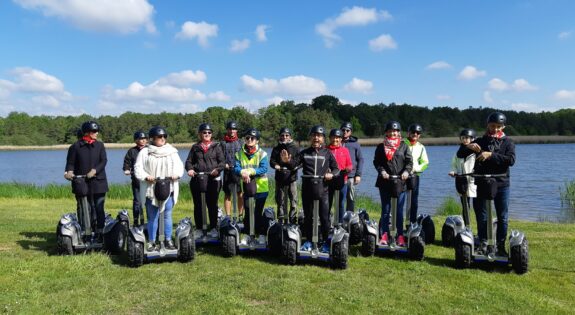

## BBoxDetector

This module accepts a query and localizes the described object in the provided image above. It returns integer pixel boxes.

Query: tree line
[1,95,574,146]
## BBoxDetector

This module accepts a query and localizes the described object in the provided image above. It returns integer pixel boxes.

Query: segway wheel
[441,224,454,247]
[127,237,144,268]
[421,216,435,245]
[454,238,471,269]
[349,222,363,245]
[511,238,529,274]
[222,235,237,257]
[57,234,74,255]
[361,234,376,257]
[331,234,349,269]
[283,239,297,265]
[408,236,425,261]
[104,222,127,255]
[178,236,196,263]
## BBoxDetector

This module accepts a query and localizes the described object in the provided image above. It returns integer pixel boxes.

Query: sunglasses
[202,131,212,135]
[280,134,291,137]
[342,129,351,133]
[245,136,256,141]
[155,135,166,139]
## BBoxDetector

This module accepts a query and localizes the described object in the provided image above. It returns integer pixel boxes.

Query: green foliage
[436,196,462,216]
[561,180,575,210]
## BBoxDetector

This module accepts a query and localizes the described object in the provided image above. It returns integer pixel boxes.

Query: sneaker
[147,242,157,252]
[380,232,388,245]
[301,241,312,251]
[165,239,175,250]
[496,244,508,257]
[477,241,488,255]
[257,235,266,244]
[209,228,219,238]
[397,235,406,247]
[320,242,330,253]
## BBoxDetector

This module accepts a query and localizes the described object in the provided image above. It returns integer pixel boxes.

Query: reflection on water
[1,143,574,222]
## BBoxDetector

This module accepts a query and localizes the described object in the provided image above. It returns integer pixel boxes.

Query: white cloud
[344,77,373,93]
[105,81,206,103]
[458,65,486,81]
[488,78,509,91]
[230,39,250,53]
[426,61,452,70]
[436,94,451,100]
[558,31,572,40]
[240,75,326,96]
[488,78,537,92]
[157,70,206,87]
[208,91,230,101]
[554,89,575,101]
[483,91,494,103]
[14,0,156,34]
[512,79,537,91]
[511,102,541,112]
[316,6,392,47]
[175,21,218,47]
[255,25,269,42]
[368,34,397,52]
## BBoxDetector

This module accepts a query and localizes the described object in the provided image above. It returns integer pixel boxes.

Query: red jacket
[328,145,353,181]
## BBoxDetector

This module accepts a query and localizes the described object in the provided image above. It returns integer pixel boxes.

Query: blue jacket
[342,136,364,177]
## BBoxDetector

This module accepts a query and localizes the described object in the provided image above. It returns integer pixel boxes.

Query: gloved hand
[380,170,389,179]
[87,169,97,179]
[64,171,75,180]
[401,171,409,181]
[124,170,131,175]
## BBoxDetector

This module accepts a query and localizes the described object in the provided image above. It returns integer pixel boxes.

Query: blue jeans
[408,175,420,223]
[378,187,406,236]
[146,196,174,242]
[329,184,348,223]
[473,185,509,245]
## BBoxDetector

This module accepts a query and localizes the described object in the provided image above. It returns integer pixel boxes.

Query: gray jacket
[342,136,364,177]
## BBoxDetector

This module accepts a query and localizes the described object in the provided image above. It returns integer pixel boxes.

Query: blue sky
[0,0,574,117]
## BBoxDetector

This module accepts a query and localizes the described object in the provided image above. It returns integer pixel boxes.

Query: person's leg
[302,186,312,241]
[190,183,202,229]
[163,195,174,239]
[328,187,335,221]
[396,191,405,237]
[254,192,268,235]
[338,184,348,223]
[288,181,298,223]
[146,198,159,243]
[494,186,510,246]
[242,195,252,234]
[93,193,106,230]
[223,179,232,216]
[319,191,331,241]
[132,181,141,224]
[275,183,286,219]
[410,176,420,223]
[473,197,488,242]
[346,178,356,212]
[378,187,391,237]
[207,179,220,230]
[237,184,244,216]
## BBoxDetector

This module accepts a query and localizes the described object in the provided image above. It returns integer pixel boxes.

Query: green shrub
[561,180,575,209]
[436,196,461,216]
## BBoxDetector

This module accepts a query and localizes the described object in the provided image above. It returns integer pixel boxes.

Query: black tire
[331,234,349,269]
[511,238,529,274]
[408,236,425,261]
[361,234,376,257]
[57,234,74,255]
[422,216,435,245]
[349,222,363,245]
[441,224,454,247]
[127,236,144,268]
[454,237,471,269]
[104,222,127,255]
[178,236,196,263]
[222,235,237,257]
[283,239,297,265]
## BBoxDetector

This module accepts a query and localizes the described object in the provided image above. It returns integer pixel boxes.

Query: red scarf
[486,130,505,139]
[409,138,417,145]
[82,135,95,145]
[244,144,257,155]
[200,140,212,153]
[224,134,238,142]
[384,136,401,160]
[328,144,340,150]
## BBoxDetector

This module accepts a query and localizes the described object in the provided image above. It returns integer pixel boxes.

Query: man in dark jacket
[269,127,300,223]
[221,121,243,217]
[464,112,516,256]
[64,121,109,239]
[340,122,364,212]
[122,130,148,225]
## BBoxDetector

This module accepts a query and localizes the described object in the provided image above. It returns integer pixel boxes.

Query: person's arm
[185,146,195,171]
[65,144,76,173]
[172,150,185,179]
[269,147,279,168]
[344,149,353,173]
[417,144,429,173]
[234,152,243,176]
[403,144,413,174]
[122,149,132,172]
[134,148,149,181]
[94,143,107,175]
[328,151,340,178]
[490,139,516,167]
[215,144,226,172]
[355,144,364,177]
[254,152,269,177]
[373,144,384,173]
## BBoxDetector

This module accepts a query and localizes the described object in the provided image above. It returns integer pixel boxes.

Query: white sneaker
[257,235,266,244]
[209,228,219,238]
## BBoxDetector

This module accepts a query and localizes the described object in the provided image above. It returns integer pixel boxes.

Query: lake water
[1,143,574,222]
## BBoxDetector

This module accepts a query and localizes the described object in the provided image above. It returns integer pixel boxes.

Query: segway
[442,173,474,247]
[341,177,363,246]
[192,172,221,245]
[361,175,425,260]
[126,177,195,267]
[282,174,349,269]
[56,175,125,255]
[454,173,528,274]
[406,174,435,245]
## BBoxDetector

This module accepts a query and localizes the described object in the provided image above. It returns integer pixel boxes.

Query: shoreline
[1,135,574,151]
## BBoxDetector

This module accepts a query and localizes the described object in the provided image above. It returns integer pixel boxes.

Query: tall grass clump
[436,196,461,216]
[561,179,575,210]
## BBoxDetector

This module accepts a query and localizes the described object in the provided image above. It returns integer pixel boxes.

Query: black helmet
[408,124,423,133]
[309,125,325,136]
[340,121,353,130]
[245,128,261,140]
[198,123,212,132]
[226,121,238,129]
[133,130,147,140]
[279,127,292,136]
[149,126,168,138]
[384,120,401,132]
[487,112,506,125]
[81,121,100,134]
[330,128,343,137]
[460,128,476,138]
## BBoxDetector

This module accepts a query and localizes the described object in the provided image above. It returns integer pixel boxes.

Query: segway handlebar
[301,174,325,179]
[454,173,507,178]
[65,174,87,181]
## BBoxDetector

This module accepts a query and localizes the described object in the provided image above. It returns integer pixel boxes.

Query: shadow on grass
[17,231,58,255]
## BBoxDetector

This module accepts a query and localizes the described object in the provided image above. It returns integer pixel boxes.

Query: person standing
[123,130,148,225]
[221,121,244,217]
[134,126,184,251]
[186,123,225,238]
[64,121,109,240]
[340,122,364,212]
[327,129,353,223]
[448,128,477,210]
[269,127,300,223]
[404,123,429,224]
[466,112,515,256]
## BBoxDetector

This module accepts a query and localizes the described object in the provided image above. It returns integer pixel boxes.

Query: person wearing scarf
[462,112,516,256]
[134,126,184,251]
[373,121,413,247]
[234,128,269,244]
[404,124,429,224]
[122,130,148,225]
[221,121,244,218]
[64,120,109,241]
[327,129,353,224]
[185,123,226,239]
[269,127,300,223]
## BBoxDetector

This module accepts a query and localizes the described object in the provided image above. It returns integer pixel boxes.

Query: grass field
[1,184,574,314]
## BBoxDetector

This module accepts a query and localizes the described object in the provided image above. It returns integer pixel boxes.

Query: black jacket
[65,140,109,194]
[123,146,144,185]
[373,141,413,188]
[185,142,226,175]
[460,135,515,187]
[298,146,340,178]
[270,141,300,182]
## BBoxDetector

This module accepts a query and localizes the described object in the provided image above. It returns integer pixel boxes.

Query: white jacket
[450,152,476,198]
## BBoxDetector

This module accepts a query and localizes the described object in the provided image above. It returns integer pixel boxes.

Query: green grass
[561,179,575,209]
[1,185,575,314]
[435,196,462,216]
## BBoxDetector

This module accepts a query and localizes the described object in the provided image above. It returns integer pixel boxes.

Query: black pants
[302,183,330,242]
[191,179,221,230]
[77,193,106,230]
[243,192,268,235]
[274,181,298,221]
[131,180,143,223]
